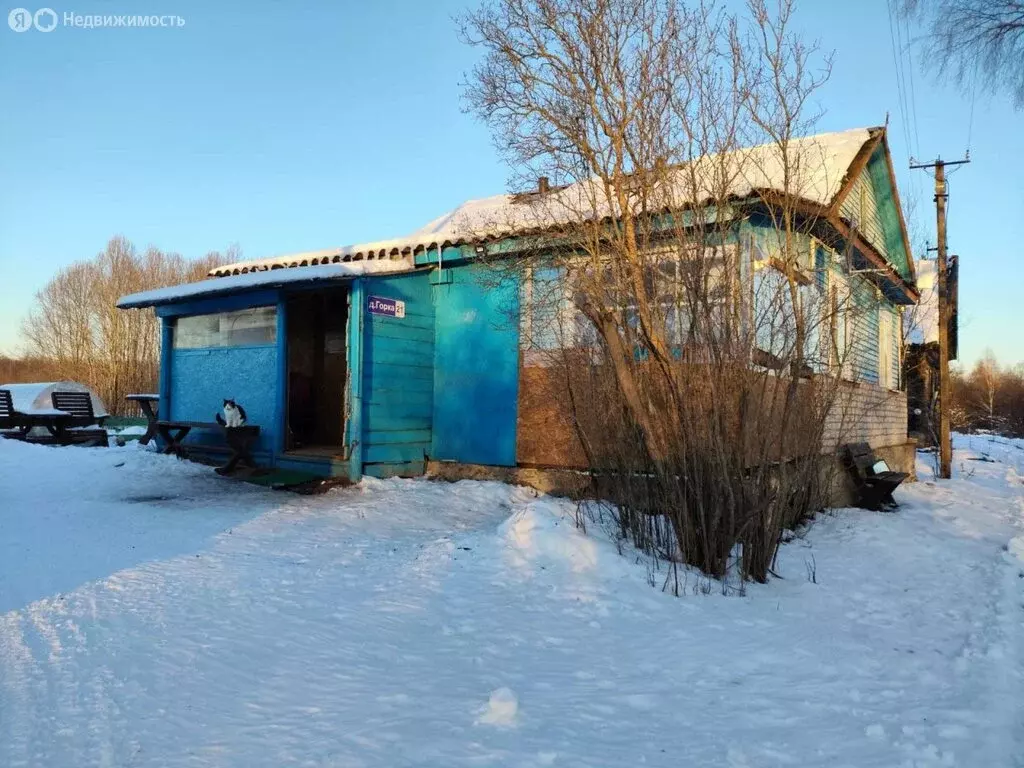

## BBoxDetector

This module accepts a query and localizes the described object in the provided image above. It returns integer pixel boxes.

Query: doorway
[285,289,349,453]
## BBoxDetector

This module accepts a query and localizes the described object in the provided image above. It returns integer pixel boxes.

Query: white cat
[215,399,247,428]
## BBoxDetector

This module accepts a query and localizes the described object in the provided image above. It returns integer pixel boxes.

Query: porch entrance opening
[285,288,349,454]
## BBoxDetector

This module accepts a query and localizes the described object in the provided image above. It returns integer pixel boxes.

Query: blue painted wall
[432,263,520,466]
[169,344,279,455]
[361,272,435,477]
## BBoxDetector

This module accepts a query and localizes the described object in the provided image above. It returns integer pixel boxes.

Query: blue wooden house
[118,126,920,484]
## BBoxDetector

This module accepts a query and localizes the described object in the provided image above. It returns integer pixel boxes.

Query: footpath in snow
[0,434,1022,767]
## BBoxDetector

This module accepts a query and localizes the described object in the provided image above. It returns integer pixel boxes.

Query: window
[174,306,277,349]
[752,264,795,368]
[792,242,833,373]
[878,305,893,389]
[526,266,565,351]
[830,276,853,379]
[523,245,738,359]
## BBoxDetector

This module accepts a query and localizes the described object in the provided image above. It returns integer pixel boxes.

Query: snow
[907,257,939,344]
[207,128,874,278]
[409,127,872,239]
[117,261,419,309]
[110,424,148,436]
[476,687,519,727]
[210,246,423,277]
[1,433,1022,767]
[1,381,109,417]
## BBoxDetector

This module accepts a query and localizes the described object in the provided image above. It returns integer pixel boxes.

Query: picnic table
[156,420,261,475]
[1,389,107,446]
[4,409,101,445]
[125,393,160,446]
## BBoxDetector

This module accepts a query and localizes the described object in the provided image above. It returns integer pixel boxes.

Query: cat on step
[215,399,247,428]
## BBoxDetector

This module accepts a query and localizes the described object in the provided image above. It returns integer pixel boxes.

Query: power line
[898,9,922,160]
[885,0,923,225]
[885,0,913,157]
[965,62,978,155]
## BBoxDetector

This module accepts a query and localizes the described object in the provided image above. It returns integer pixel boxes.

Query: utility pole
[910,155,969,479]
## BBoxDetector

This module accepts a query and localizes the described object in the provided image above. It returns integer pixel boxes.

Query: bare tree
[902,0,1024,107]
[950,354,1024,437]
[972,349,1002,429]
[460,0,871,583]
[18,237,235,414]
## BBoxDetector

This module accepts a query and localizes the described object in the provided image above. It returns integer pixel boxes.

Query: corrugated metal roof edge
[207,192,795,278]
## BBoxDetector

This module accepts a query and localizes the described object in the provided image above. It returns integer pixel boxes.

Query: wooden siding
[840,167,887,262]
[432,263,521,466]
[838,147,912,280]
[361,272,435,476]
[850,278,880,385]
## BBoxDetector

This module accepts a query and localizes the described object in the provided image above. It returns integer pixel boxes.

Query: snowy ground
[1,435,1022,767]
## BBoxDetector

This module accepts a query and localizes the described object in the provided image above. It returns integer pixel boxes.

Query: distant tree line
[951,351,1024,437]
[5,237,235,416]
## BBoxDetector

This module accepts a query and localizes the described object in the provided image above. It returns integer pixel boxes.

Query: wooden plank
[364,344,434,368]
[158,420,223,429]
[366,422,431,438]
[365,389,433,408]
[362,460,426,478]
[368,313,434,331]
[364,378,433,395]
[365,398,432,417]
[366,428,432,446]
[365,362,433,381]
[366,322,435,344]
[363,442,426,464]
[364,415,432,434]
[368,333,433,354]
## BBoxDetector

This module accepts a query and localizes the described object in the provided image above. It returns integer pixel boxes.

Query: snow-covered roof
[1,381,109,417]
[208,127,879,278]
[118,260,417,309]
[408,128,874,240]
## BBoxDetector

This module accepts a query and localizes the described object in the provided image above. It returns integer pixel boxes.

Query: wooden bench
[50,391,109,446]
[51,391,106,427]
[842,442,908,511]
[0,389,26,438]
[156,420,261,475]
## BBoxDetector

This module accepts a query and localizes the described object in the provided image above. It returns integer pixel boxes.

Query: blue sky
[1,0,1021,367]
